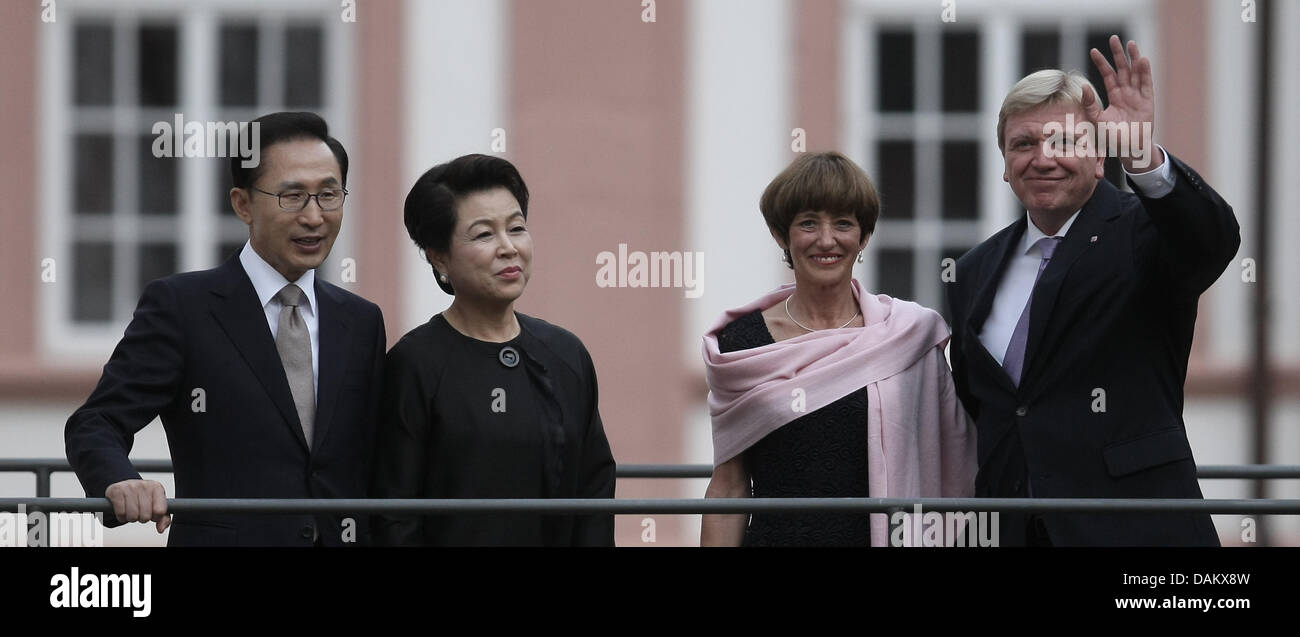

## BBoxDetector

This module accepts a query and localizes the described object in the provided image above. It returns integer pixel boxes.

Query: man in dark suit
[946,37,1239,546]
[66,112,386,546]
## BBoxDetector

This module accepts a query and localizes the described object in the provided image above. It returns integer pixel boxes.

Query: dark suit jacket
[945,154,1239,546]
[66,255,386,546]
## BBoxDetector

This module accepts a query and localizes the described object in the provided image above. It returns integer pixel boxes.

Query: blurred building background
[0,0,1296,546]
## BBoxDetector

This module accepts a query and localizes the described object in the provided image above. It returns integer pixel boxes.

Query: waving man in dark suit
[945,37,1239,546]
[65,112,387,546]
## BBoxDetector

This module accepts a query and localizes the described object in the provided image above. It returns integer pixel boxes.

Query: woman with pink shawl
[701,152,977,547]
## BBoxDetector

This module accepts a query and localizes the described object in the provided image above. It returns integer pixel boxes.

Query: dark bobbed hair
[759,152,880,269]
[229,112,349,190]
[403,154,531,295]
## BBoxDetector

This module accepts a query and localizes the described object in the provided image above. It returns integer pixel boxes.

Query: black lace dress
[717,310,872,547]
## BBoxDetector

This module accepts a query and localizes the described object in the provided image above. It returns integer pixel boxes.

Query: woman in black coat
[372,154,616,546]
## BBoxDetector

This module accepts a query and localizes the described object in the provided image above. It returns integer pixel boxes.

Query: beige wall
[508,0,692,546]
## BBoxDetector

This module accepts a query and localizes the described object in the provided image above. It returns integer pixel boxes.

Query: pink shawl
[702,279,977,546]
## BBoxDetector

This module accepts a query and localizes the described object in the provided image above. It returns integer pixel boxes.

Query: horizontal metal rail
[0,459,181,473]
[5,459,1300,482]
[4,497,1300,515]
[618,464,714,479]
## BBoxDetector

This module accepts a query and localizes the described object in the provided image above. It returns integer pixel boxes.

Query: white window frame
[39,0,355,363]
[842,0,1154,312]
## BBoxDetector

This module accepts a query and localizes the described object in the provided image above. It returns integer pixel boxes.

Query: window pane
[138,243,177,290]
[215,158,233,215]
[218,202,248,264]
[217,241,244,264]
[74,23,114,106]
[942,247,972,267]
[876,30,914,112]
[941,32,979,112]
[876,248,914,301]
[139,135,177,215]
[876,141,914,220]
[73,242,114,322]
[285,25,323,108]
[1087,28,1128,189]
[75,134,114,215]
[1102,155,1125,188]
[941,141,979,220]
[138,25,178,106]
[220,24,259,106]
[1021,30,1060,76]
[939,246,972,323]
[1085,28,1126,103]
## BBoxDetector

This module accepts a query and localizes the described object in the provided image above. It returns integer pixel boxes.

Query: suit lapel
[964,217,1026,395]
[968,218,1026,333]
[207,257,309,450]
[312,279,353,451]
[1020,180,1122,396]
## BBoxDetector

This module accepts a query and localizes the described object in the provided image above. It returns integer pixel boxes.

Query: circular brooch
[499,346,520,368]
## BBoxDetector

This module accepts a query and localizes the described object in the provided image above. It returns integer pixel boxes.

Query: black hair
[403,154,530,295]
[229,111,349,190]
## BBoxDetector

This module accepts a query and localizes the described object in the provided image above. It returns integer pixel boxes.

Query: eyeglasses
[250,186,349,211]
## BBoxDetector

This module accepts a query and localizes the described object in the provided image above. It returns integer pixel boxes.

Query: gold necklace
[784,294,859,332]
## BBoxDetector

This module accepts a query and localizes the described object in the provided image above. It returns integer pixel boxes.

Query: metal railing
[2,459,1299,516]
[5,458,1300,497]
[3,496,1300,516]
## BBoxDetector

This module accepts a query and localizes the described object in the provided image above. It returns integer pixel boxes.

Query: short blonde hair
[997,69,1099,151]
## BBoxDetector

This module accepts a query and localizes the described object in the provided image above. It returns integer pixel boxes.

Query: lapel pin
[1090,235,1098,243]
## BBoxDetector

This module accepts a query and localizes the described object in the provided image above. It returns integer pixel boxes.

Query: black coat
[371,313,617,546]
[945,154,1239,546]
[65,255,387,546]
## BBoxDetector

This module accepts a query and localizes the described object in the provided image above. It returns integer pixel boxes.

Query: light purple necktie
[1003,236,1061,386]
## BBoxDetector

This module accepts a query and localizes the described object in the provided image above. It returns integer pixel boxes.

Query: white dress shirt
[979,150,1175,365]
[239,241,320,393]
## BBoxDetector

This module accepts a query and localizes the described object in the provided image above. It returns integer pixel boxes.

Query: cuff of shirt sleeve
[1124,145,1175,198]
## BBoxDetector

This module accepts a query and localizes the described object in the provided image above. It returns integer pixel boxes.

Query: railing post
[886,505,906,541]
[35,466,51,498]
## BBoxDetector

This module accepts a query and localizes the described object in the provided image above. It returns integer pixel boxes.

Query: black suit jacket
[66,255,387,546]
[945,154,1239,546]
